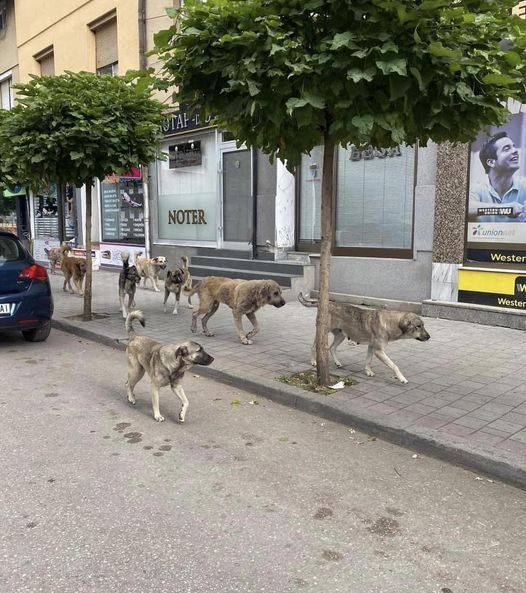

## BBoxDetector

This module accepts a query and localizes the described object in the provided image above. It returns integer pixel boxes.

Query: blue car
[0,230,53,342]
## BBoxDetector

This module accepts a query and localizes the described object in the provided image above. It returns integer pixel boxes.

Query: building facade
[2,1,525,327]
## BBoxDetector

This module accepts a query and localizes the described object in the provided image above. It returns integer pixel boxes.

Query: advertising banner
[459,269,526,310]
[99,242,145,268]
[466,112,526,267]
[100,179,145,243]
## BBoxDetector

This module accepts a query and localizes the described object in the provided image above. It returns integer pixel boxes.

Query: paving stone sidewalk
[48,269,526,488]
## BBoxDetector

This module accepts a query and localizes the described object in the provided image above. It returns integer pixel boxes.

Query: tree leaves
[0,72,164,188]
[150,0,526,169]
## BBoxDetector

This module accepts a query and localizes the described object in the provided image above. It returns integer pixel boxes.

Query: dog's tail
[126,310,145,337]
[181,255,189,269]
[121,250,131,270]
[186,280,200,305]
[298,292,318,308]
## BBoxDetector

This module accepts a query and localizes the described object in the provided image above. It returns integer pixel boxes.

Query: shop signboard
[466,112,526,266]
[459,269,526,310]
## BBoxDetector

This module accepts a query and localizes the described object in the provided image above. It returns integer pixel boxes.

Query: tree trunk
[315,132,335,386]
[82,182,93,321]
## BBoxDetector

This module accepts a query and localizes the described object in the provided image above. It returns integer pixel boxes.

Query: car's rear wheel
[22,321,51,342]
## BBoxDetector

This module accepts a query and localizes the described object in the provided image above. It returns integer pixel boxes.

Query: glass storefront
[298,144,416,257]
[157,131,218,244]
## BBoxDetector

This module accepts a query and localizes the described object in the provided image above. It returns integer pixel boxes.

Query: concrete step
[195,247,252,259]
[189,265,294,287]
[191,256,307,276]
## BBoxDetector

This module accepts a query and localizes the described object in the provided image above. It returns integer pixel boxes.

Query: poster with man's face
[466,112,526,266]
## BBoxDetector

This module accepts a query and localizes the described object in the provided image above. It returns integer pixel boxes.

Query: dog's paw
[187,304,194,309]
[204,331,214,337]
[178,414,185,423]
[154,414,165,422]
[335,361,343,368]
[365,368,375,377]
[172,310,178,315]
[241,337,253,345]
[398,376,409,384]
[310,361,317,367]
[127,396,136,405]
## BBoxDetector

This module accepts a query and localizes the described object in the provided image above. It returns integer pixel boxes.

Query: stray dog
[135,252,167,292]
[188,276,286,344]
[298,293,430,384]
[119,251,141,319]
[61,256,87,295]
[44,244,71,273]
[163,255,193,315]
[125,310,214,422]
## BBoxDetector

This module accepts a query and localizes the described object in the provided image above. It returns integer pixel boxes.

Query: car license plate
[0,303,12,315]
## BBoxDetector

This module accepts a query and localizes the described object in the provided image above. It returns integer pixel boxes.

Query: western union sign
[459,269,526,309]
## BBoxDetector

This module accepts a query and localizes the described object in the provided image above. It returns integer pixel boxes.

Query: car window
[0,236,25,262]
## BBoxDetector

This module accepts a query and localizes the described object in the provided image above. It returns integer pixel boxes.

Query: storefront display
[99,172,146,267]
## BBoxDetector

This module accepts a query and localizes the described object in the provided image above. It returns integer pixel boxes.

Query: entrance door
[222,149,253,250]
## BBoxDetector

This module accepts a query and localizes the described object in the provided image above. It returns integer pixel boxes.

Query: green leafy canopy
[0,71,165,189]
[153,0,526,168]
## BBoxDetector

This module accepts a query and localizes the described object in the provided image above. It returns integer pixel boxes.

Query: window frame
[295,144,418,259]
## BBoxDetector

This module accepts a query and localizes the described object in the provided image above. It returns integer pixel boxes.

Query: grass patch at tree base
[277,370,357,396]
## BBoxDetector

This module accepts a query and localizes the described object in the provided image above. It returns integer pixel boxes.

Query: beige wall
[15,0,141,81]
[145,0,178,104]
[0,0,19,81]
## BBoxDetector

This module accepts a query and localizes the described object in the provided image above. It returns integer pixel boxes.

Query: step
[191,255,308,276]
[195,247,253,259]
[422,299,526,330]
[189,265,294,287]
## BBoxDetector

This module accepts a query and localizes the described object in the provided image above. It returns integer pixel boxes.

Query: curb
[51,318,526,491]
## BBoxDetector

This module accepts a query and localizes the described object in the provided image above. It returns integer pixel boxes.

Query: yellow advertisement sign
[459,269,526,309]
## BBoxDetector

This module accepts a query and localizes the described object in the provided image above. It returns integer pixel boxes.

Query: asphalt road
[0,328,525,593]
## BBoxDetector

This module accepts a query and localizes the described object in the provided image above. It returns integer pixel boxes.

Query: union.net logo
[472,224,516,238]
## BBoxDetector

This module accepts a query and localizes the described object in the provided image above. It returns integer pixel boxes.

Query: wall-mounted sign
[466,112,526,268]
[459,268,526,309]
[161,106,214,136]
[169,141,202,169]
[349,145,402,161]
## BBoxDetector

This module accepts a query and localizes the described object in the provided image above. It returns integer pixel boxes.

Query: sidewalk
[49,269,526,489]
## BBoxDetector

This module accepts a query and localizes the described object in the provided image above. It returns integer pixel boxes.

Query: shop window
[297,144,416,257]
[100,176,145,244]
[157,131,217,243]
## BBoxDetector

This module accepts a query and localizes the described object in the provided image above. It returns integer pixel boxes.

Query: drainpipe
[138,0,147,70]
[252,148,258,260]
[139,0,149,258]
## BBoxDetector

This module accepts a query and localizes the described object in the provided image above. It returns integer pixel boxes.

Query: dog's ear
[176,345,189,359]
[260,281,272,300]
[159,345,182,372]
[399,314,416,334]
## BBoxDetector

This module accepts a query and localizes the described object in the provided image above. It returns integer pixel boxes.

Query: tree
[0,72,164,320]
[153,0,526,384]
